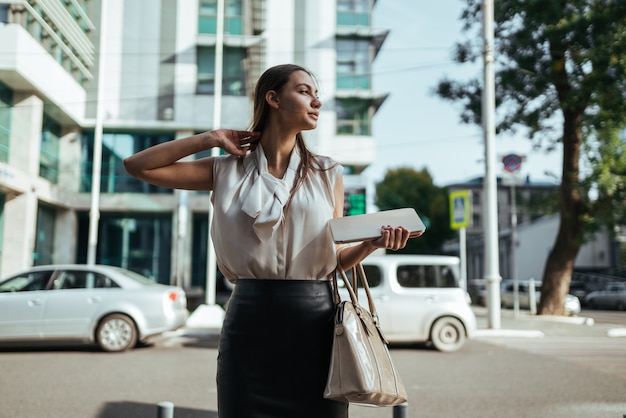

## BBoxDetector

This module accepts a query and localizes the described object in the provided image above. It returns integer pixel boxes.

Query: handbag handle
[332,260,380,324]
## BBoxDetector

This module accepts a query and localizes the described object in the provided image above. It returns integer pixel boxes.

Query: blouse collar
[240,143,300,239]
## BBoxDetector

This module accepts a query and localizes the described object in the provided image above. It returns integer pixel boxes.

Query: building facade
[0,0,388,292]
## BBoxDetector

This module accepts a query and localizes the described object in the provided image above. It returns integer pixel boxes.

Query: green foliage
[435,0,626,314]
[375,167,454,254]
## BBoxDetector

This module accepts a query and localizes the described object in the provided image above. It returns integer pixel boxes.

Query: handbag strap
[333,259,380,324]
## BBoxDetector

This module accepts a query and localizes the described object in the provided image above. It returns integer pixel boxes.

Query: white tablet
[328,208,426,244]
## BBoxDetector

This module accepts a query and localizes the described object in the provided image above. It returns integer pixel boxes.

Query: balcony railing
[336,73,370,90]
[337,11,370,26]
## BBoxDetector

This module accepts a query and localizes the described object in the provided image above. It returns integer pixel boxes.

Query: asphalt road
[1,309,625,418]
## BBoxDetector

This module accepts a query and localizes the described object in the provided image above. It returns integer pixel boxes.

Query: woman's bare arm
[123,129,259,191]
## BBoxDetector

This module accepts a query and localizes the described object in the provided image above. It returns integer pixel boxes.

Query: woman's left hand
[369,226,410,251]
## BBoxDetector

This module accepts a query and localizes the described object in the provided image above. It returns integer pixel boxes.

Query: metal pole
[511,183,519,317]
[156,401,174,418]
[459,227,467,291]
[87,0,109,265]
[528,278,537,315]
[393,402,408,418]
[205,0,225,305]
[482,0,502,329]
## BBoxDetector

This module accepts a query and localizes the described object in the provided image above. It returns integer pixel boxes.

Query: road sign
[449,190,470,230]
[501,153,523,173]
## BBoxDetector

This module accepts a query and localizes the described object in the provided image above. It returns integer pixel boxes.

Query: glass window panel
[197,46,246,95]
[336,38,371,89]
[396,265,459,288]
[34,204,56,266]
[40,113,61,184]
[336,98,371,135]
[52,270,115,290]
[0,81,11,163]
[0,271,54,292]
[76,213,173,285]
[81,132,174,194]
[335,265,381,288]
[198,0,243,35]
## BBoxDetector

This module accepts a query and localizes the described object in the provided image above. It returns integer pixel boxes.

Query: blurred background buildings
[0,0,384,292]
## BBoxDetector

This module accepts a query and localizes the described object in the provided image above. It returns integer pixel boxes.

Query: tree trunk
[538,109,584,315]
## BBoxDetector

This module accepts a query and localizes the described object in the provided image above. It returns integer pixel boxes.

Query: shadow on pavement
[181,332,220,349]
[97,401,217,418]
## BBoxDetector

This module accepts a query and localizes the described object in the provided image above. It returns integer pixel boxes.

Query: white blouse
[210,144,342,283]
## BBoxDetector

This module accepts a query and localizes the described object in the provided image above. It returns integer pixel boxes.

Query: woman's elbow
[123,156,141,178]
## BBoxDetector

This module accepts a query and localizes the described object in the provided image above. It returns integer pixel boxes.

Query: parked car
[568,280,591,304]
[468,279,487,306]
[0,264,188,352]
[337,255,477,353]
[584,282,626,310]
[500,279,581,316]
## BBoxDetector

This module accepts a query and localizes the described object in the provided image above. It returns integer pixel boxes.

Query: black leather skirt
[217,279,348,418]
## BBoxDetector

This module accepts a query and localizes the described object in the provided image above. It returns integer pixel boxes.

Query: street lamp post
[482,0,502,329]
[87,0,109,265]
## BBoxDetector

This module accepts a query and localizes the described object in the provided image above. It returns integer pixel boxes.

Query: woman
[124,64,410,418]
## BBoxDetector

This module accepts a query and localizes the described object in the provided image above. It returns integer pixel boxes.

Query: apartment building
[0,0,388,292]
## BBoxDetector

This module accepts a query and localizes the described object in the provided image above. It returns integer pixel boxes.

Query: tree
[436,0,626,314]
[375,167,454,254]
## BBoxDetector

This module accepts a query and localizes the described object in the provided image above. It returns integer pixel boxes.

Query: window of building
[337,0,371,26]
[335,98,371,135]
[0,81,12,163]
[81,132,174,194]
[76,213,173,285]
[336,37,371,90]
[40,113,61,184]
[198,0,243,35]
[34,203,56,266]
[197,46,246,95]
[192,213,209,289]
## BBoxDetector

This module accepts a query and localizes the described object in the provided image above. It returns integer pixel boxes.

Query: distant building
[0,0,387,292]
[445,175,618,282]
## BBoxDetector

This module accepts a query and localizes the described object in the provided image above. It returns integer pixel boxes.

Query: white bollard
[393,402,408,418]
[528,278,537,315]
[157,401,174,418]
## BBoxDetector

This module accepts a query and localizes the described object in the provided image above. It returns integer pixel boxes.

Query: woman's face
[272,70,323,131]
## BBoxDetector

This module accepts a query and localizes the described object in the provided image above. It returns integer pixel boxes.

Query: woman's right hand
[213,129,261,156]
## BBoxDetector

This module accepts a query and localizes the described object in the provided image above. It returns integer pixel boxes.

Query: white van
[338,254,477,352]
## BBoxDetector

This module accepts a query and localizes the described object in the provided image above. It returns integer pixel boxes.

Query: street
[1,309,625,418]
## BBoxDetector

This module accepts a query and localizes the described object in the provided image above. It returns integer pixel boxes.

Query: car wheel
[430,316,466,353]
[587,299,597,310]
[96,314,137,352]
[617,301,625,311]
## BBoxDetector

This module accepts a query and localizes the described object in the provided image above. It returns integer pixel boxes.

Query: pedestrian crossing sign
[449,190,470,230]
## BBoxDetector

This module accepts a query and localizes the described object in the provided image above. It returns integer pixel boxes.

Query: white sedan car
[500,279,581,316]
[338,255,477,352]
[0,264,188,352]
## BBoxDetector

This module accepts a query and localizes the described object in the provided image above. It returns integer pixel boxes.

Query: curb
[473,329,544,339]
[607,328,626,338]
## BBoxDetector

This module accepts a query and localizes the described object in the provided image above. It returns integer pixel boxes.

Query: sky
[365,0,563,195]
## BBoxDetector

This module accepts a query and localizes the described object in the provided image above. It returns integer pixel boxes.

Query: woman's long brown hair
[249,64,334,211]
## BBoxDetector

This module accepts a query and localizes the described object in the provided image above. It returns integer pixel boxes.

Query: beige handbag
[324,262,408,406]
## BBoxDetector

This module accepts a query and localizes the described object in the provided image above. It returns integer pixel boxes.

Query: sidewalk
[472,305,626,339]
